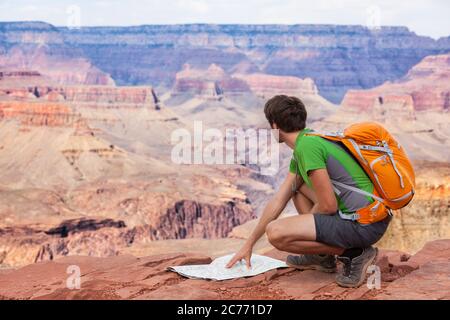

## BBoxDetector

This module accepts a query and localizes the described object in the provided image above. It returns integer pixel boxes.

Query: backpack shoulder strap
[330,179,385,204]
[305,130,345,138]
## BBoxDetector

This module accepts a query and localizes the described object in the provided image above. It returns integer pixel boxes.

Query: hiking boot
[286,254,337,273]
[336,246,378,288]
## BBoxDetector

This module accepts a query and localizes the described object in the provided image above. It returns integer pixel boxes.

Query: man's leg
[266,214,344,256]
[266,214,341,272]
[284,190,386,287]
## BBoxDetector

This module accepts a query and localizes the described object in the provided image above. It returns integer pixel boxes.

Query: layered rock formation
[0,86,152,187]
[0,190,254,267]
[2,22,450,102]
[0,45,115,86]
[31,197,254,265]
[167,63,337,128]
[0,71,160,108]
[0,21,111,85]
[60,24,450,103]
[0,70,180,156]
[317,54,450,162]
[0,101,78,126]
[0,70,42,82]
[377,162,450,253]
[0,239,448,300]
[172,64,320,99]
[341,54,450,113]
[0,71,257,267]
[0,71,140,186]
[171,64,250,98]
[233,73,318,99]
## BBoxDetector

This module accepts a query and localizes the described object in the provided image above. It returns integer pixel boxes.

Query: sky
[0,0,449,39]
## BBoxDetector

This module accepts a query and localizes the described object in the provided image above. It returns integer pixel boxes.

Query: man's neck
[284,131,301,150]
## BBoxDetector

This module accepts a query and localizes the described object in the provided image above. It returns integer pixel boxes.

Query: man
[226,95,391,288]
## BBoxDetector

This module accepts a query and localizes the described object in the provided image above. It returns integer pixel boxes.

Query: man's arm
[226,172,300,268]
[308,169,338,214]
[246,172,300,245]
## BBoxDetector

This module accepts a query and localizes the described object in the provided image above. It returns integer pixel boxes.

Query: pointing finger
[226,256,238,268]
[245,256,252,269]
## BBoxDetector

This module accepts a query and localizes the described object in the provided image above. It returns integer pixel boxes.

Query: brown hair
[264,95,307,132]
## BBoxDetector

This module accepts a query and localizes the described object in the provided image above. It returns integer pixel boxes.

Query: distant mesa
[0,70,162,112]
[2,21,450,103]
[0,46,115,86]
[172,63,251,99]
[233,73,319,99]
[317,53,450,162]
[341,54,450,114]
[172,63,322,100]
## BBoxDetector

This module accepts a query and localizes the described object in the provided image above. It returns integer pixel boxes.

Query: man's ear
[272,123,285,143]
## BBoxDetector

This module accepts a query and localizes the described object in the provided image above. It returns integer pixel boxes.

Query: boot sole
[336,248,379,288]
[287,262,337,273]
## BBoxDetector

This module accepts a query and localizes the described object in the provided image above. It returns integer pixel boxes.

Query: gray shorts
[313,213,391,249]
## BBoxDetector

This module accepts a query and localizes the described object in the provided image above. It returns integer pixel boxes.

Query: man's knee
[266,221,287,249]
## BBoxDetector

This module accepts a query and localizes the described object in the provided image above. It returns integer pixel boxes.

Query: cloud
[176,0,209,14]
[19,5,39,12]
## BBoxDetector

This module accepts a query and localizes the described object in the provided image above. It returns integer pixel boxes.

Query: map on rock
[168,254,288,281]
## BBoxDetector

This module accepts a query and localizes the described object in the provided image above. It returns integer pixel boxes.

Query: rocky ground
[0,239,448,300]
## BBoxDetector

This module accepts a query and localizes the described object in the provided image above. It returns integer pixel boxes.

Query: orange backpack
[308,122,416,224]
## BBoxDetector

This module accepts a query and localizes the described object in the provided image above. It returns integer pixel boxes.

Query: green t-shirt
[289,128,375,213]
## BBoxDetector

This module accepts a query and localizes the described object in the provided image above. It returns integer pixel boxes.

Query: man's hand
[226,243,253,269]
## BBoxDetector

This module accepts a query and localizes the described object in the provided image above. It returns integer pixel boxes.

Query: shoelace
[339,258,354,277]
[296,254,314,264]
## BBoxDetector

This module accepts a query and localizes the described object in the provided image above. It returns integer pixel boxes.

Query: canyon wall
[316,54,450,162]
[171,63,319,100]
[0,194,255,267]
[0,22,114,86]
[0,69,258,267]
[341,54,450,113]
[377,162,450,253]
[171,64,251,98]
[166,63,337,129]
[2,22,450,102]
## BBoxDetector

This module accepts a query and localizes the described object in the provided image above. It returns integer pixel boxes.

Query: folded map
[168,254,288,281]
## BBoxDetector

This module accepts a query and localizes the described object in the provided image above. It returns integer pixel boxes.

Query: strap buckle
[338,210,360,221]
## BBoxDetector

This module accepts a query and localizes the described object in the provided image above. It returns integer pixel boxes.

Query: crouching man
[226,95,391,288]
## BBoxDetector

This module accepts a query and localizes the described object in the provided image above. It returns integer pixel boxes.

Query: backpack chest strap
[330,179,385,204]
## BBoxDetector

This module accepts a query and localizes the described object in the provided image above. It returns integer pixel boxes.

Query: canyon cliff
[317,54,450,162]
[0,70,258,268]
[166,63,337,129]
[2,22,450,102]
[341,54,450,113]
